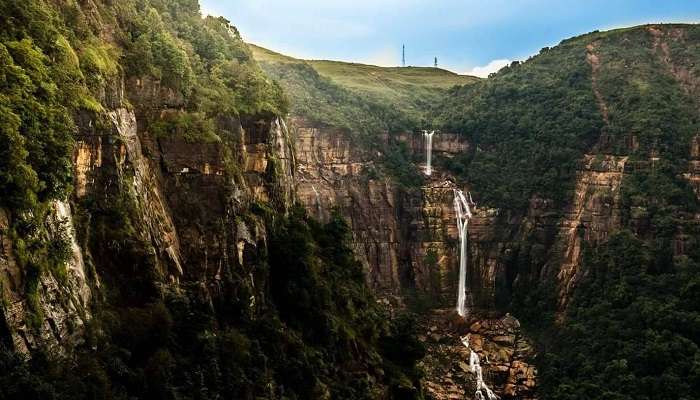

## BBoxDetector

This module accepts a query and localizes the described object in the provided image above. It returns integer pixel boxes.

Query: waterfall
[461,334,499,400]
[453,189,473,317]
[52,200,92,303]
[311,185,321,208]
[424,130,436,176]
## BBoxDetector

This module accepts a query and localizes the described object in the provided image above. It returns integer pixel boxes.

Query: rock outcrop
[548,154,627,311]
[419,310,537,400]
[292,118,470,302]
[466,316,537,399]
[0,67,296,354]
[0,202,92,354]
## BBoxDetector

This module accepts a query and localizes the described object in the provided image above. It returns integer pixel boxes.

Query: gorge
[1,1,700,399]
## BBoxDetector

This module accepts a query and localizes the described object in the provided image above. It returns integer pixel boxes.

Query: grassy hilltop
[250,44,478,132]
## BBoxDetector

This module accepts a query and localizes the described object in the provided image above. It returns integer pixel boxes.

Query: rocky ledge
[419,310,537,400]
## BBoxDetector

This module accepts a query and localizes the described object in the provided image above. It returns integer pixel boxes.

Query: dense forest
[0,208,424,399]
[432,25,700,398]
[0,0,423,399]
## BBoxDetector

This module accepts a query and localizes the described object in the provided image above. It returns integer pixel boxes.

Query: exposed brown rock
[292,117,470,300]
[551,155,627,311]
[420,310,537,400]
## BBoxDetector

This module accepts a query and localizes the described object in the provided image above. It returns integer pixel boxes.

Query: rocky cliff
[0,0,293,358]
[289,116,544,398]
[1,74,293,354]
[0,1,428,398]
[292,117,470,303]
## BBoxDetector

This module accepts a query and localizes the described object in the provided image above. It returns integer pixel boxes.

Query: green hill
[433,23,700,211]
[250,44,478,132]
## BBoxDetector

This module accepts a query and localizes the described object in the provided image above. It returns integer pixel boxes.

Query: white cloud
[466,59,511,77]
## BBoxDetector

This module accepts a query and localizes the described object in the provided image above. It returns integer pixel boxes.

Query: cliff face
[290,113,629,313]
[0,200,92,354]
[0,1,287,361]
[290,117,545,398]
[0,73,293,353]
[292,118,470,303]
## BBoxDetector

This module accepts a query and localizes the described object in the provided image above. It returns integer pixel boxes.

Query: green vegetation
[0,208,424,400]
[251,44,477,129]
[0,0,81,321]
[268,208,425,399]
[432,40,603,210]
[118,1,288,117]
[540,230,700,399]
[254,53,414,134]
[149,111,219,143]
[0,6,77,211]
[433,24,700,211]
[538,122,700,398]
[252,45,471,187]
[431,24,700,397]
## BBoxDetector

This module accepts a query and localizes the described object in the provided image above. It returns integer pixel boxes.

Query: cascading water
[311,185,321,208]
[423,130,436,176]
[453,189,473,317]
[461,334,499,400]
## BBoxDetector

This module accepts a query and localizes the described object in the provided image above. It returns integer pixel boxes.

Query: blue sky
[201,0,700,76]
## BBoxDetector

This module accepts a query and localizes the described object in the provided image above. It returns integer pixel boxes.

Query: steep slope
[0,1,423,399]
[251,44,478,130]
[433,23,700,399]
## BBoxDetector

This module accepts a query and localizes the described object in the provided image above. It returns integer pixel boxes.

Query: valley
[0,1,699,399]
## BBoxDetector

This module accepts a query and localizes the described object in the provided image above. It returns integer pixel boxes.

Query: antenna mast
[402,44,406,67]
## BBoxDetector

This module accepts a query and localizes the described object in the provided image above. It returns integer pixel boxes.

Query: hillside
[269,22,700,399]
[250,44,478,132]
[431,23,700,399]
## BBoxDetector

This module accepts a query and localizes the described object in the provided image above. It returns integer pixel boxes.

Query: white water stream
[424,130,435,176]
[461,334,499,400]
[311,185,323,220]
[453,189,473,317]
[311,185,321,208]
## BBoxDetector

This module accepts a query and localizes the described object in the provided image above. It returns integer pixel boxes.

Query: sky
[200,0,700,77]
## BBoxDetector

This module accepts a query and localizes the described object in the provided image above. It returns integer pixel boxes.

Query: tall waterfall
[461,334,499,400]
[424,130,436,176]
[453,189,473,317]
